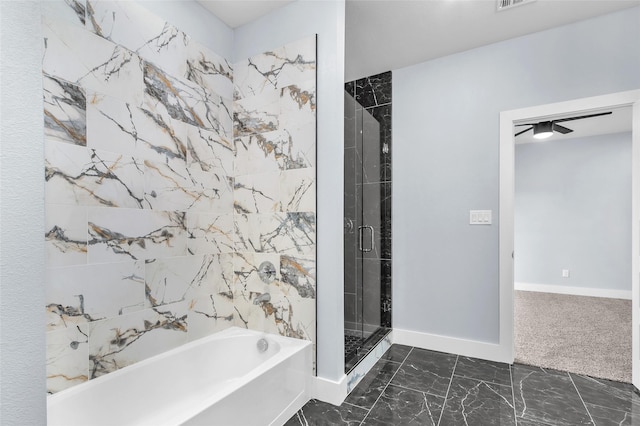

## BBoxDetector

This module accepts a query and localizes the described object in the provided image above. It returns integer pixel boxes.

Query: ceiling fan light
[533,131,553,140]
[533,121,553,140]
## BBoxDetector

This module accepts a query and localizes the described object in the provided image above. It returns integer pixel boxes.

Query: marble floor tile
[454,356,512,386]
[380,344,412,364]
[285,346,640,426]
[390,348,457,397]
[438,376,515,426]
[512,364,593,426]
[515,419,556,426]
[344,358,401,409]
[570,373,640,414]
[585,403,637,426]
[362,384,444,426]
[284,399,367,426]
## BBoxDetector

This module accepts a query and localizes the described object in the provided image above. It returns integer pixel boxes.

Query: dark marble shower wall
[344,71,392,337]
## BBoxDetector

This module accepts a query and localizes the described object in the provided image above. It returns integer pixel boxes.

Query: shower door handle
[358,226,375,253]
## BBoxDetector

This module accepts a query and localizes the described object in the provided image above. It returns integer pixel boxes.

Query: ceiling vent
[497,0,536,11]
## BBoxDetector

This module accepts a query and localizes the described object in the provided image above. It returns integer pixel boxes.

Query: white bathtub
[47,327,312,426]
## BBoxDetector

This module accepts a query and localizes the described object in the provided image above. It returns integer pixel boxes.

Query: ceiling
[196,0,638,142]
[197,0,295,28]
[345,0,640,81]
[198,0,640,81]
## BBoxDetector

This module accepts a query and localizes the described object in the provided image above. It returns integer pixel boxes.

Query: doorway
[513,108,632,381]
[498,90,640,387]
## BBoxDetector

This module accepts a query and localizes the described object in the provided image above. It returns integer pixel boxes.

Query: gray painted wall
[393,7,640,343]
[1,2,47,424]
[515,133,632,291]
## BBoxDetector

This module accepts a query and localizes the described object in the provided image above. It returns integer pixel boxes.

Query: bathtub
[47,327,312,426]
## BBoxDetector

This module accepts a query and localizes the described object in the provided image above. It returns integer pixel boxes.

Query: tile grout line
[363,101,392,109]
[568,372,596,425]
[358,347,414,425]
[396,346,413,365]
[343,401,368,411]
[568,375,636,415]
[450,372,512,388]
[387,382,449,399]
[436,354,459,426]
[509,364,518,425]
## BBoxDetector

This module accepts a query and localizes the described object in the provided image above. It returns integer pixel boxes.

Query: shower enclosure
[344,72,392,372]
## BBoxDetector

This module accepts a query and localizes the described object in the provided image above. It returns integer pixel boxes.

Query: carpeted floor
[515,290,632,383]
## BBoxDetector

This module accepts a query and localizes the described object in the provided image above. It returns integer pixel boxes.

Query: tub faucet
[254,293,271,305]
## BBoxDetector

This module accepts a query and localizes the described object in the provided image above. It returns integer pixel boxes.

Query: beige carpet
[515,290,632,383]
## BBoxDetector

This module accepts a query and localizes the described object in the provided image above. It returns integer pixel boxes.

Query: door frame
[498,90,640,387]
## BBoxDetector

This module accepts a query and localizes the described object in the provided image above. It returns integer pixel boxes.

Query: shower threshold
[344,327,391,374]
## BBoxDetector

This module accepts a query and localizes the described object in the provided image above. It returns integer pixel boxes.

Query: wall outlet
[562,269,570,278]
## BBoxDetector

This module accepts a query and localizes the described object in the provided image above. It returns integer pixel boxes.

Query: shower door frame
[344,89,391,373]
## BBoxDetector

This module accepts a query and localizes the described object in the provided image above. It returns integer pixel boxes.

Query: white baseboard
[393,328,511,364]
[515,282,631,300]
[309,374,348,406]
[310,331,394,406]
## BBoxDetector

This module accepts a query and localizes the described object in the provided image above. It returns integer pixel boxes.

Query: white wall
[393,7,640,344]
[515,132,632,293]
[0,2,47,424]
[234,0,346,381]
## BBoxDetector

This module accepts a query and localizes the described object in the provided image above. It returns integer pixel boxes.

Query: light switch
[470,210,492,225]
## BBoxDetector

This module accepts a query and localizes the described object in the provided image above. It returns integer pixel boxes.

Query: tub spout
[254,293,271,305]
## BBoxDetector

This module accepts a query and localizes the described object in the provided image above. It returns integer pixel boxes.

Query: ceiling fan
[514,111,612,139]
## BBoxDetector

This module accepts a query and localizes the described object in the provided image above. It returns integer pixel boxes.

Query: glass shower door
[358,107,382,341]
[344,89,391,373]
[343,90,360,365]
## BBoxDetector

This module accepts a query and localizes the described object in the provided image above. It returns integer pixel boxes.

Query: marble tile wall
[232,36,317,357]
[43,0,316,394]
